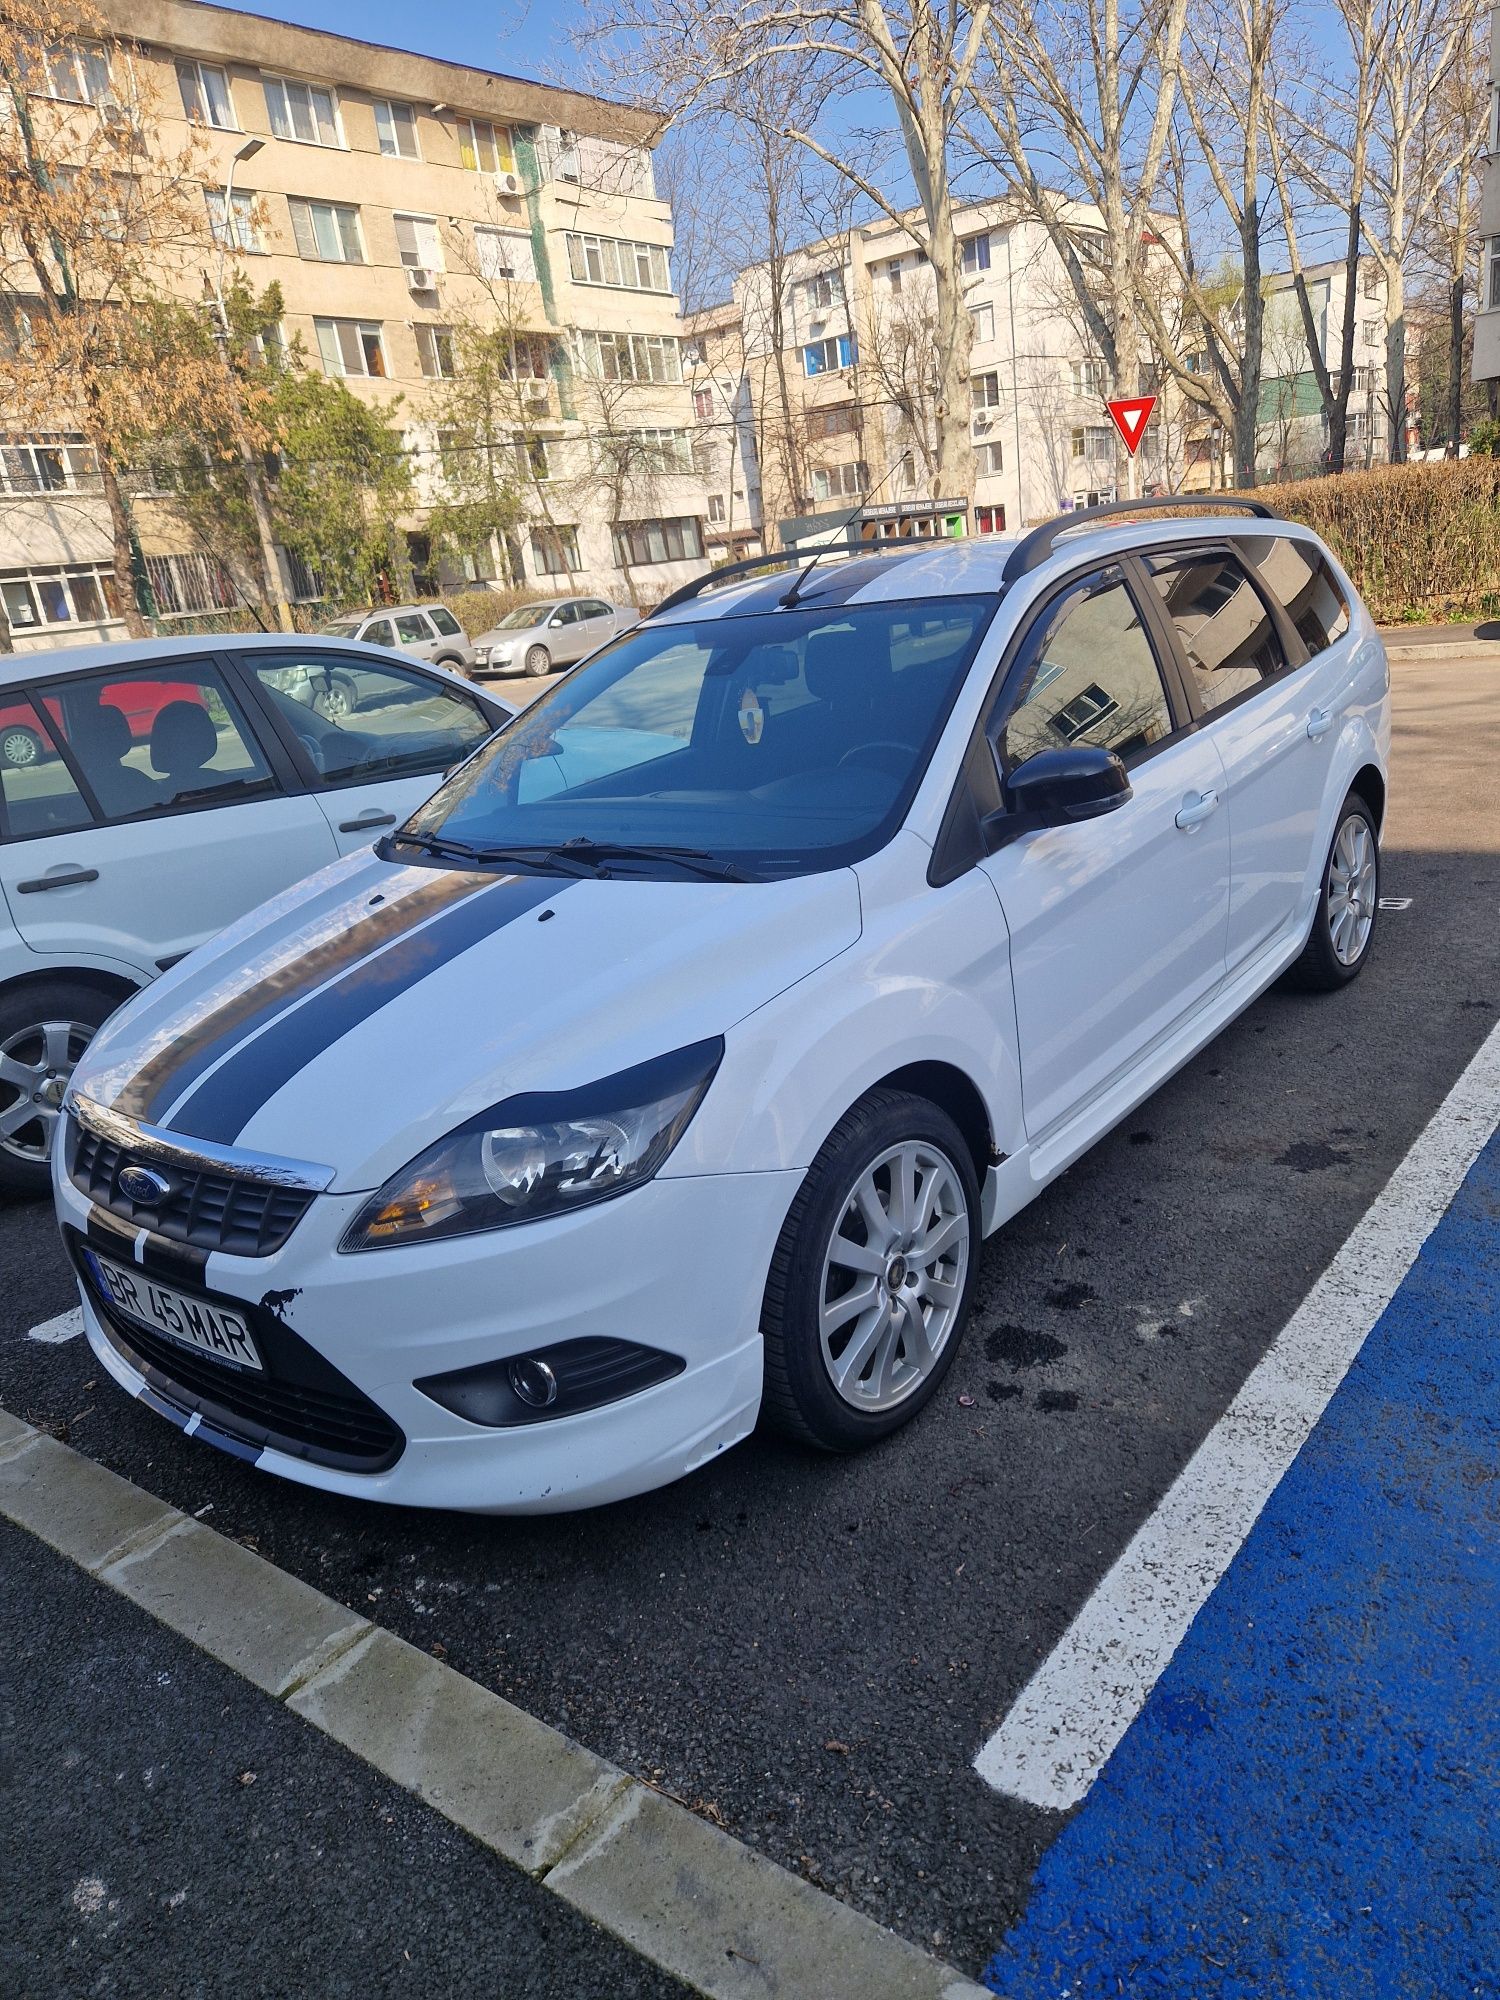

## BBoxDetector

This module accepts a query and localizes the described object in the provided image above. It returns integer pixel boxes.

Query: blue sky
[249,0,574,85]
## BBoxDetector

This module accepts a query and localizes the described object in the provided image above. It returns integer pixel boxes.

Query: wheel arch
[1347,761,1386,832]
[862,1060,998,1186]
[0,964,141,1015]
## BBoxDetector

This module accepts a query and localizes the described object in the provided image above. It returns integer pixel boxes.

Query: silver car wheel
[818,1140,971,1411]
[524,645,551,678]
[316,680,355,721]
[3,726,40,769]
[0,1019,93,1164]
[1327,811,1377,966]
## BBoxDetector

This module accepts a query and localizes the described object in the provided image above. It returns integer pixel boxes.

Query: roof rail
[650,534,940,618]
[1001,493,1281,585]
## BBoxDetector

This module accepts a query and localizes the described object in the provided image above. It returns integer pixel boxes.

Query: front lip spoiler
[67,1091,337,1194]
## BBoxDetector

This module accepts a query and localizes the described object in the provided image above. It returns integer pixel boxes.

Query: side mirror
[1002,745,1132,826]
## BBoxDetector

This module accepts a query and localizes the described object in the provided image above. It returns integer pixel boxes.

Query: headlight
[340,1038,723,1250]
[473,645,491,664]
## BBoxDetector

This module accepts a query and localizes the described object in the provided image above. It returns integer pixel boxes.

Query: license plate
[84,1250,263,1374]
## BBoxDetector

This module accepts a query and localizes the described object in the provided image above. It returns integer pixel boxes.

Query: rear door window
[33,664,277,823]
[428,607,463,637]
[0,695,93,837]
[1145,550,1289,714]
[1238,535,1352,656]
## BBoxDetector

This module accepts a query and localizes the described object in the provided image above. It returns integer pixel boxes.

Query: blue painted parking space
[984,1123,1500,1999]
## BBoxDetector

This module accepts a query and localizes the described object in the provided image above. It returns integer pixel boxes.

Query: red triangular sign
[1106,395,1156,456]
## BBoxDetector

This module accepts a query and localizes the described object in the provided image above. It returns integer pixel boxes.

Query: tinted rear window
[1238,535,1351,656]
[1146,550,1288,714]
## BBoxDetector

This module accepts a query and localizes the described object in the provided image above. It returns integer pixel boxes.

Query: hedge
[1246,458,1500,626]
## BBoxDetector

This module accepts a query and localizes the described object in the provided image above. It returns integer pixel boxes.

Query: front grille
[71,1125,315,1257]
[79,1256,404,1474]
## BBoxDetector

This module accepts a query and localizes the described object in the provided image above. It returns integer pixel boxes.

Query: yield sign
[1106,395,1156,456]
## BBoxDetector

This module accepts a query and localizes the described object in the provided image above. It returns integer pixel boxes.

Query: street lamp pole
[209,135,293,632]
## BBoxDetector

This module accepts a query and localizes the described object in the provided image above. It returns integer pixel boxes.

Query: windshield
[400,595,996,881]
[321,616,362,637]
[494,605,549,630]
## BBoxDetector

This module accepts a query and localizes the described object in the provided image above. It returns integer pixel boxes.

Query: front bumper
[57,1160,801,1512]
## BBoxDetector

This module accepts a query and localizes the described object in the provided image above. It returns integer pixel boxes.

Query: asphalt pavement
[0,1519,689,2000]
[3,655,1498,1983]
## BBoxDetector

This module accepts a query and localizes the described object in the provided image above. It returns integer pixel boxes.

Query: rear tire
[1285,792,1380,992]
[0,980,122,1199]
[524,645,551,678]
[2,725,41,770]
[761,1089,980,1452]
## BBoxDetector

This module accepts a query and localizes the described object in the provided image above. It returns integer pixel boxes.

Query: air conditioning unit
[494,170,523,196]
[523,381,550,406]
[405,266,437,294]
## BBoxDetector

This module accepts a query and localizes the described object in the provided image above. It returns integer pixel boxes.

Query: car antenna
[779,451,913,609]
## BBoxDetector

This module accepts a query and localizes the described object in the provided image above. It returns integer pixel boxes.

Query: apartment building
[1,0,710,650]
[1472,6,1500,391]
[1254,261,1394,481]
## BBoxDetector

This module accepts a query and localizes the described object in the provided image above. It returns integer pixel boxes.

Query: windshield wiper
[386,828,493,864]
[540,837,748,882]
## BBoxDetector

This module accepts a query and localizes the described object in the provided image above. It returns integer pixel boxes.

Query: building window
[969,302,994,343]
[176,59,235,128]
[531,525,580,576]
[34,43,110,105]
[975,504,1006,534]
[145,552,239,616]
[630,427,694,474]
[264,75,342,147]
[288,198,363,263]
[284,549,323,601]
[205,186,263,254]
[1363,318,1382,347]
[1072,357,1105,397]
[977,439,1004,476]
[475,226,535,283]
[314,318,387,378]
[961,232,991,274]
[513,435,549,480]
[810,461,867,502]
[806,272,836,310]
[1,563,121,632]
[971,372,1002,413]
[886,258,904,293]
[693,388,715,420]
[1071,425,1114,459]
[803,334,855,376]
[0,436,100,494]
[575,330,683,385]
[1489,238,1500,311]
[393,213,442,271]
[611,516,705,566]
[706,494,728,524]
[459,117,514,174]
[374,98,420,159]
[415,324,457,378]
[501,339,552,382]
[808,406,858,440]
[565,232,671,293]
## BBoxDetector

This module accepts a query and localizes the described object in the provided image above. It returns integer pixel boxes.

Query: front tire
[1286,791,1380,991]
[315,675,357,722]
[2,725,41,770]
[761,1089,980,1451]
[524,645,551,678]
[0,981,122,1198]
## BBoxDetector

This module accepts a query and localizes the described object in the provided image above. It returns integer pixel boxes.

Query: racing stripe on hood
[162,871,561,1147]
[114,866,495,1127]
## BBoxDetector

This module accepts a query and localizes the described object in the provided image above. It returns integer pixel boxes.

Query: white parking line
[27,1308,84,1345]
[975,1017,1500,1812]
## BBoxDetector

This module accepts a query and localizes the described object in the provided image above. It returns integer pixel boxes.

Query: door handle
[1306,708,1335,741]
[16,867,99,893]
[1174,789,1220,831]
[338,810,397,834]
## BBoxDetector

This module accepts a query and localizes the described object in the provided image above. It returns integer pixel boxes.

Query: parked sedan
[471,597,639,679]
[55,501,1387,1511]
[0,634,510,1194]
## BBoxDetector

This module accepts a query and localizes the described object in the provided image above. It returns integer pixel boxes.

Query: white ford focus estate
[55,500,1389,1512]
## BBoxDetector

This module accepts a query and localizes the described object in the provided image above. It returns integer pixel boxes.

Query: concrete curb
[0,1412,990,2000]
[1383,641,1500,664]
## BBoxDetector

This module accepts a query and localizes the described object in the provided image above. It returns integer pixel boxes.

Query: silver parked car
[471,597,640,679]
[319,604,477,700]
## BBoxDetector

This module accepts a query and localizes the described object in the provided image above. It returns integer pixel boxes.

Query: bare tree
[574,0,991,501]
[968,0,1189,496]
[1410,0,1488,453]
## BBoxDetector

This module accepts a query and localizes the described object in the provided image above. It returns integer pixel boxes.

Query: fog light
[415,1336,684,1428]
[509,1356,558,1409]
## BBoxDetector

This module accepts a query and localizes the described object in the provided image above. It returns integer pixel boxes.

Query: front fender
[666,857,1024,1179]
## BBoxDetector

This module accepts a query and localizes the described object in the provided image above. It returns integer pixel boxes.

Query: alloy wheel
[2,727,40,770]
[1327,812,1377,966]
[818,1140,971,1411]
[0,1019,94,1164]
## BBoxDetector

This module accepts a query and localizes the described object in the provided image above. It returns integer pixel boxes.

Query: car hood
[73,849,863,1193]
[474,623,540,646]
